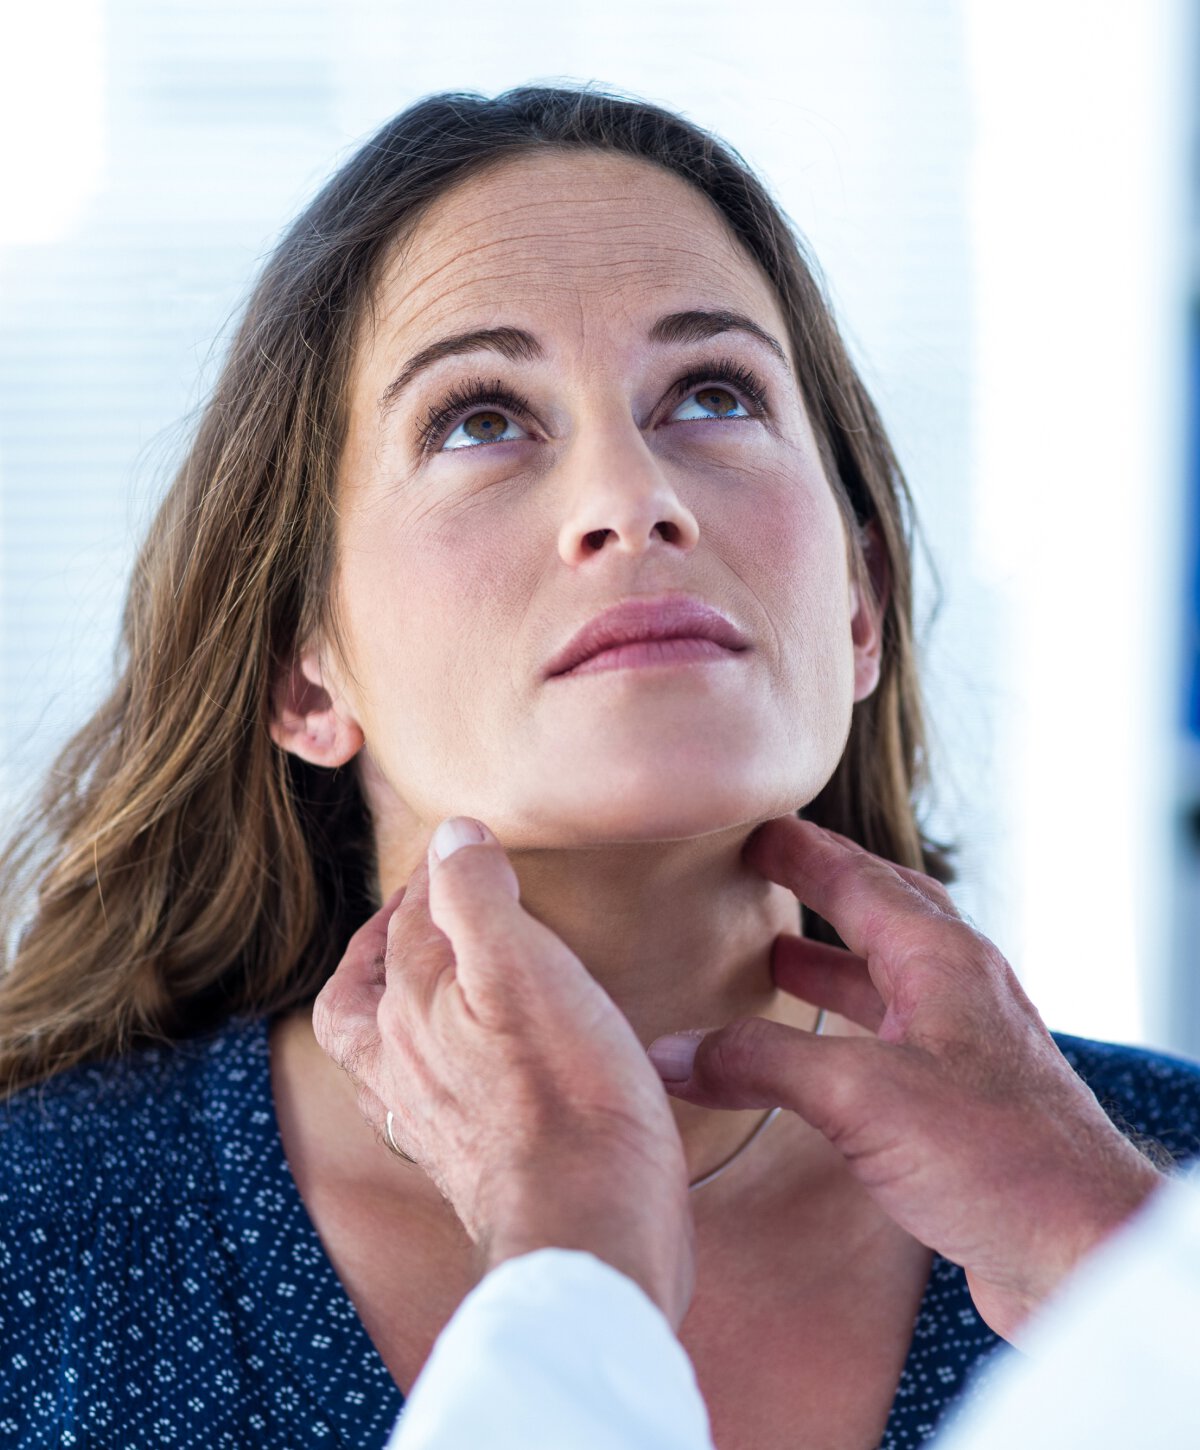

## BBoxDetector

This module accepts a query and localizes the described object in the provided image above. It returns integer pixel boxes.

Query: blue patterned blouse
[2,1015,1200,1449]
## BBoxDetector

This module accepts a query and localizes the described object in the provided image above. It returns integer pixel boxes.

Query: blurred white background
[1,0,1196,1052]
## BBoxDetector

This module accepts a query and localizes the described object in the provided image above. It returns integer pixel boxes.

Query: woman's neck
[364,818,839,1185]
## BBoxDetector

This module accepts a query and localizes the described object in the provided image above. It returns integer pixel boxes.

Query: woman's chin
[485,787,812,849]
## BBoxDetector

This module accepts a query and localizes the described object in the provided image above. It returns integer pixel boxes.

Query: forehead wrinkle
[369,164,788,379]
[378,236,540,329]
[408,150,746,256]
[416,217,748,274]
[401,223,739,299]
[429,190,667,236]
[389,238,765,343]
[391,195,752,307]
[380,271,581,350]
[438,198,728,238]
[423,166,709,225]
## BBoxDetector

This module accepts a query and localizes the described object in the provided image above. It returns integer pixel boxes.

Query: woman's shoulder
[0,1014,270,1221]
[1050,1029,1200,1167]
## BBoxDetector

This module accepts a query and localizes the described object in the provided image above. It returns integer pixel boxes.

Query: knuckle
[889,901,965,962]
[933,883,958,913]
[355,1080,389,1128]
[815,1041,877,1123]
[338,1039,366,1082]
[704,1017,770,1086]
[920,916,974,957]
[310,988,333,1042]
[376,989,409,1042]
[826,851,867,902]
[311,987,353,1064]
[918,875,957,913]
[935,920,998,976]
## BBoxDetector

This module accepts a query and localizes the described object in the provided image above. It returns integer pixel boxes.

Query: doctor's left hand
[312,816,693,1329]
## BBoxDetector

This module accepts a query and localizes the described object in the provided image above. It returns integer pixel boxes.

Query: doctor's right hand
[313,815,695,1329]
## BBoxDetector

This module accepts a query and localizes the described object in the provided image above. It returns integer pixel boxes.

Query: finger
[743,816,942,964]
[312,959,384,1081]
[381,846,482,1018]
[426,817,520,905]
[755,818,956,916]
[769,933,886,1033]
[312,883,408,1067]
[323,880,408,1012]
[383,854,439,986]
[423,819,532,995]
[803,824,957,916]
[890,864,957,916]
[649,1016,869,1140]
[352,881,410,969]
[347,1080,423,1168]
[421,819,638,1037]
[355,1079,390,1135]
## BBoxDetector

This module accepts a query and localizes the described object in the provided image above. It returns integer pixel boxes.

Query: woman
[1,83,1198,1449]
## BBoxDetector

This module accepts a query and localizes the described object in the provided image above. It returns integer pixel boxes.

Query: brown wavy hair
[0,82,952,1098]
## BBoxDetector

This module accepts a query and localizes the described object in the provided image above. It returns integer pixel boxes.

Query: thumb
[648,1016,851,1122]
[424,817,614,1025]
[424,815,523,957]
[426,818,519,901]
[427,817,513,880]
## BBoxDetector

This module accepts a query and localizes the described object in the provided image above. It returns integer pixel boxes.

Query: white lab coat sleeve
[933,1163,1200,1450]
[384,1247,716,1450]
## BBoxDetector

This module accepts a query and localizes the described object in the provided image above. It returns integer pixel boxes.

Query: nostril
[583,522,677,550]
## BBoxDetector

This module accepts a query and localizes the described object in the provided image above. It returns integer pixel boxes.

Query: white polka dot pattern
[1,1020,1198,1447]
[0,1019,402,1447]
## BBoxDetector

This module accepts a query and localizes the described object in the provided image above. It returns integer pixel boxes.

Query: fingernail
[430,817,488,865]
[647,1031,703,1082]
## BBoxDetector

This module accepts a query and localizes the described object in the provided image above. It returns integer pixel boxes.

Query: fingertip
[748,813,824,850]
[648,1031,704,1083]
[429,816,492,867]
[426,830,521,907]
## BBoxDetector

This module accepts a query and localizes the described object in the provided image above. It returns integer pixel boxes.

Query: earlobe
[268,648,364,767]
[850,521,890,704]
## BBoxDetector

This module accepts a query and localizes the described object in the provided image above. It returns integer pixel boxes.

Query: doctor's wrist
[478,1159,694,1329]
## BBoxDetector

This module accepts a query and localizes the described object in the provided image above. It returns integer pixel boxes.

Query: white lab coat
[387,1165,1200,1450]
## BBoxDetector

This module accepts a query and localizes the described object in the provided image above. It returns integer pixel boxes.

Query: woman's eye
[442,409,530,450]
[669,386,751,424]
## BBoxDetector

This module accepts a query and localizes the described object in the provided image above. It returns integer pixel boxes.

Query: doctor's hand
[311,817,693,1329]
[649,814,1169,1344]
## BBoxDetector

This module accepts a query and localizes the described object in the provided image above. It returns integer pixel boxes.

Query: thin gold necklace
[686,1007,827,1192]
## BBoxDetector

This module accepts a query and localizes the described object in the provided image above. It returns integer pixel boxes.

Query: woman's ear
[268,646,364,768]
[850,519,890,703]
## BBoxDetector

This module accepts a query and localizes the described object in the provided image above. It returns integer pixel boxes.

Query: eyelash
[413,355,772,454]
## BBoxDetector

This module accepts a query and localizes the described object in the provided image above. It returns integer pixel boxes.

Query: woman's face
[303,149,881,847]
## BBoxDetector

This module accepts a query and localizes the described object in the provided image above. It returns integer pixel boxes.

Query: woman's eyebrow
[379,326,542,418]
[647,309,788,366]
[376,308,790,421]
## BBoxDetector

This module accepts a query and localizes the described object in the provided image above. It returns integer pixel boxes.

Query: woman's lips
[551,636,743,677]
[543,595,750,678]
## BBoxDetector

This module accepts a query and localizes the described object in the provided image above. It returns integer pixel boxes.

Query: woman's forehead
[368,150,784,358]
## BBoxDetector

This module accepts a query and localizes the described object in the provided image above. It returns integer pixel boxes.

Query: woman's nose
[553,411,701,563]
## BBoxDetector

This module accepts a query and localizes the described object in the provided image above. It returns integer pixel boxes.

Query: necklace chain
[686,1007,827,1192]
